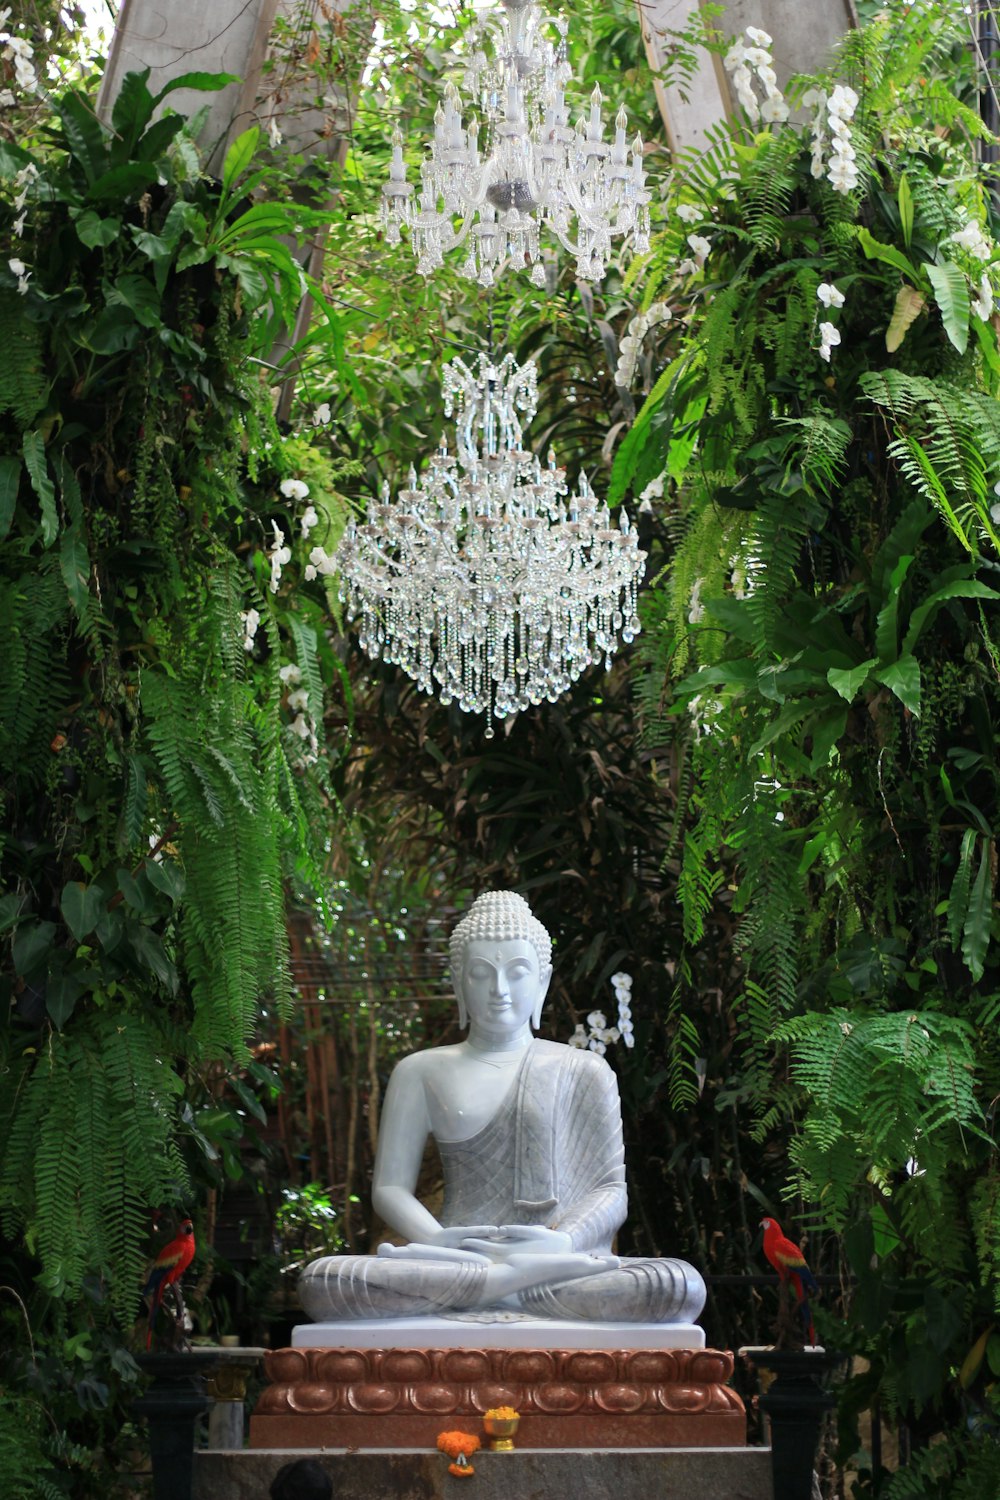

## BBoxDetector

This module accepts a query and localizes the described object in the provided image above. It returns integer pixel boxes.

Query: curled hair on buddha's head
[449,891,553,1029]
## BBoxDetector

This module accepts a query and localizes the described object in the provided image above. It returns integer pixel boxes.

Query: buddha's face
[458,937,551,1038]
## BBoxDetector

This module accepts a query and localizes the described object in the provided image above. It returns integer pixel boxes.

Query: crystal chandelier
[334,354,646,735]
[381,0,651,286]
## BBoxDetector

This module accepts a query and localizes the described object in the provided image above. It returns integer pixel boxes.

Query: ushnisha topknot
[449,891,552,978]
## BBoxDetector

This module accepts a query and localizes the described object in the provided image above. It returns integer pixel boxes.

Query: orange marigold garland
[437,1429,481,1477]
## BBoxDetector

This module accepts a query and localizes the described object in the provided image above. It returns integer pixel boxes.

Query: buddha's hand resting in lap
[376,1225,501,1265]
[460,1224,574,1259]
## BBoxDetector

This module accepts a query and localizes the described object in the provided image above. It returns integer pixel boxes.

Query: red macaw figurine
[142,1217,195,1348]
[761,1216,817,1345]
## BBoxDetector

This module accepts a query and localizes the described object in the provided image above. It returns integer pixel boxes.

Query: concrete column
[96,0,281,163]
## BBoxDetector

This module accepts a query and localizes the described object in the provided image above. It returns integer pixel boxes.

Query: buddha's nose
[492,969,509,999]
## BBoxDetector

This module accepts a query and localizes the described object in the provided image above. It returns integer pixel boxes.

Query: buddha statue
[298,892,706,1329]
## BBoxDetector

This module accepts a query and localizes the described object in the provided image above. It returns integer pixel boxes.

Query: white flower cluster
[687,577,705,624]
[0,9,38,97]
[280,663,319,765]
[11,162,36,238]
[304,545,338,582]
[723,27,789,127]
[568,972,634,1054]
[8,256,29,295]
[611,971,635,1048]
[637,473,665,513]
[949,219,994,263]
[730,557,749,599]
[677,233,712,278]
[614,301,672,387]
[816,281,846,362]
[240,607,261,653]
[280,477,310,502]
[312,402,332,426]
[269,521,292,594]
[990,479,1000,527]
[972,274,995,323]
[804,84,860,195]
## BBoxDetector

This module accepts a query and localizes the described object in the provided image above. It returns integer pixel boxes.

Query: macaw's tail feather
[798,1296,816,1346]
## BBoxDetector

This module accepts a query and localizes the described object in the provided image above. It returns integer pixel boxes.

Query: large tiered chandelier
[381,0,651,285]
[334,353,646,734]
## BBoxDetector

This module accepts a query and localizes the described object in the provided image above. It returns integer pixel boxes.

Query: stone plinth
[250,1346,745,1449]
[293,1316,705,1350]
[195,1447,773,1500]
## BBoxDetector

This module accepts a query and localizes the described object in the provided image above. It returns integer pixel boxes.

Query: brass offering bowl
[482,1410,520,1451]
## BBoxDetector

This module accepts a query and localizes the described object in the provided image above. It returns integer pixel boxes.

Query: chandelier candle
[381,0,651,284]
[334,355,646,735]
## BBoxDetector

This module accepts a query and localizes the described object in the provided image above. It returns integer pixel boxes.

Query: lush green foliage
[0,43,354,1492]
[614,6,1000,1488]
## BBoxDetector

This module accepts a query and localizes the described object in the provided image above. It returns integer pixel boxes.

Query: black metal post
[745,1349,842,1500]
[133,1353,214,1500]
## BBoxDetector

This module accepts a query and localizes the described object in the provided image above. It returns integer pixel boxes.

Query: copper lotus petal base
[249,1346,746,1449]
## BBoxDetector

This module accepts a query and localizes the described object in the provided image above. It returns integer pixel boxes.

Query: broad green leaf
[59,526,90,613]
[135,114,185,163]
[57,453,83,526]
[130,227,173,262]
[58,91,108,184]
[898,172,914,248]
[959,1327,993,1391]
[87,163,158,203]
[46,968,87,1029]
[96,909,123,953]
[903,580,1000,655]
[924,261,970,355]
[809,705,847,770]
[80,306,139,355]
[145,858,185,902]
[60,881,105,942]
[874,654,921,715]
[0,893,21,934]
[75,209,121,248]
[748,700,813,756]
[222,126,261,196]
[116,866,148,913]
[609,353,690,505]
[857,226,920,281]
[827,658,876,702]
[152,71,241,105]
[22,431,57,546]
[962,838,993,982]
[0,455,20,540]
[110,68,154,146]
[107,272,161,329]
[0,140,32,175]
[127,922,178,993]
[216,203,294,246]
[947,828,977,947]
[875,554,915,661]
[885,285,925,353]
[161,199,208,247]
[974,314,1000,380]
[12,920,56,976]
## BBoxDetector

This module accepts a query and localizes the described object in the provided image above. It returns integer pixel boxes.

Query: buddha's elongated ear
[455,977,468,1030]
[532,962,553,1030]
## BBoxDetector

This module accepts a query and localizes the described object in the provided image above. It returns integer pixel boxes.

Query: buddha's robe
[299,1040,706,1324]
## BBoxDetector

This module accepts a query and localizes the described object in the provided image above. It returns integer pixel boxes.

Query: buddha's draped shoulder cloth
[437,1039,627,1254]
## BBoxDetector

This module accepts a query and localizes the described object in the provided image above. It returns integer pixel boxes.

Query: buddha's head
[449,891,553,1033]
